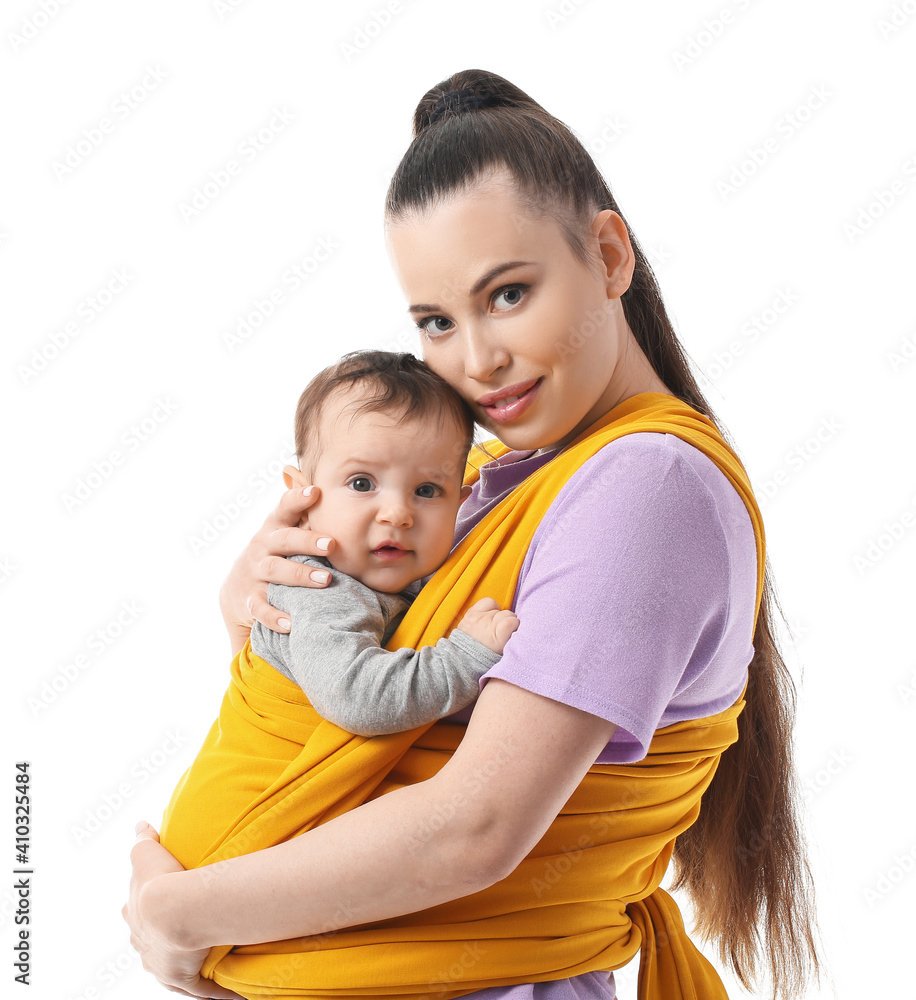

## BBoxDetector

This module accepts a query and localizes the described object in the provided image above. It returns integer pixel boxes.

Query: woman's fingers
[264,485,322,531]
[129,824,184,882]
[220,485,337,636]
[247,550,334,632]
[162,981,245,999]
[266,524,333,560]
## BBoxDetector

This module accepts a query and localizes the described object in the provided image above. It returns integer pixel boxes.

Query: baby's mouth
[372,545,410,559]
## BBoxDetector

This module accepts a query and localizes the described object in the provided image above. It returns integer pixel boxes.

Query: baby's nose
[377,496,413,526]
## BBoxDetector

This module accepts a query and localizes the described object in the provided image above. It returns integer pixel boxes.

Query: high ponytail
[386,69,823,998]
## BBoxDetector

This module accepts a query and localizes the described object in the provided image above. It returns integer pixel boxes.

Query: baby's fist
[456,597,520,655]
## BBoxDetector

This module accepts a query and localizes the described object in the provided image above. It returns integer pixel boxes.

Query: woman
[124,70,821,999]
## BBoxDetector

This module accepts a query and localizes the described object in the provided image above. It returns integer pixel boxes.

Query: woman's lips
[480,378,542,424]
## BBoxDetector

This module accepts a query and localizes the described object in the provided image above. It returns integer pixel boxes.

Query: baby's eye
[415,484,440,499]
[349,477,374,493]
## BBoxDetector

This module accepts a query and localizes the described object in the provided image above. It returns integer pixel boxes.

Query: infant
[248,349,520,735]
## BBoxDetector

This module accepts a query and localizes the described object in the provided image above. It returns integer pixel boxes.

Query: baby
[247,348,520,735]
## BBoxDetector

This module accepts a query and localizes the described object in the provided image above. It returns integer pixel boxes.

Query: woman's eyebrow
[407,260,534,315]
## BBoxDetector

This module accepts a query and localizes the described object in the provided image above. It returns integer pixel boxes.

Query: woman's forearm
[148,773,502,952]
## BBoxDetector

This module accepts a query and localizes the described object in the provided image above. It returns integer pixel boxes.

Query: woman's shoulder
[550,430,749,525]
[526,429,758,599]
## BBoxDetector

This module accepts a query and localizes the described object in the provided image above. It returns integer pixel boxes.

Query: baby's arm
[251,557,518,737]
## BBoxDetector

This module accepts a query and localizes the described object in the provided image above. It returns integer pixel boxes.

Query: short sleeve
[479,434,738,762]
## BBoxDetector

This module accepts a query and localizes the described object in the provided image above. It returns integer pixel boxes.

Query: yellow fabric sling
[160,390,765,1000]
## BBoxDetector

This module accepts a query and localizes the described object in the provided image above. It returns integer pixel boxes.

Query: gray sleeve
[251,557,502,737]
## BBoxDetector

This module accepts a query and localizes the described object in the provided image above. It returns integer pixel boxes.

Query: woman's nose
[462,323,511,383]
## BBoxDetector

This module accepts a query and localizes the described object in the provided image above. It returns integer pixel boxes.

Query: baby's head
[282,350,477,594]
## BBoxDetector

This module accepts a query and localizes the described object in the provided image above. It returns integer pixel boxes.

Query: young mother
[124,70,821,999]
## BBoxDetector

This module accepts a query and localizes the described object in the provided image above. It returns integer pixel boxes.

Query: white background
[3,1,915,997]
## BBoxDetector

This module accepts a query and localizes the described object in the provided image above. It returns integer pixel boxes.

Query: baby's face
[298,398,472,594]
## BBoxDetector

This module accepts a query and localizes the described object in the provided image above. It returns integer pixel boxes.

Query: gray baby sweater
[249,554,501,736]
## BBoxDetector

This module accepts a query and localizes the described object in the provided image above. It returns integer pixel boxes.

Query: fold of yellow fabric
[160,391,765,1000]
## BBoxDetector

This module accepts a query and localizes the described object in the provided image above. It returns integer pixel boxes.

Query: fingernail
[310,570,330,584]
[135,820,148,834]
[277,618,291,631]
[302,486,314,497]
[316,537,331,551]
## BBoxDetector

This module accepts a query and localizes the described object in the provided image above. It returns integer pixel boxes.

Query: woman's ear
[283,464,308,490]
[592,209,635,300]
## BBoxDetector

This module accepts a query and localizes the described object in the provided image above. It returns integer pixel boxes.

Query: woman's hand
[122,822,244,999]
[219,485,335,644]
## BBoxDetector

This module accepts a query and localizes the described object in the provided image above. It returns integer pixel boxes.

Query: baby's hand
[454,597,520,655]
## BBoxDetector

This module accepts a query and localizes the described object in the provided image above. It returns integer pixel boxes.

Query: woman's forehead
[387,190,567,287]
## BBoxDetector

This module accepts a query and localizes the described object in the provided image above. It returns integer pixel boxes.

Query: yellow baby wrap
[160,391,765,1000]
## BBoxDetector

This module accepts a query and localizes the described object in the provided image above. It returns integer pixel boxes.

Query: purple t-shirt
[420,430,758,999]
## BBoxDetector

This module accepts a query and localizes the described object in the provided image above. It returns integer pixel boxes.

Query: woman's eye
[349,477,374,493]
[415,284,528,342]
[416,316,452,340]
[415,484,440,499]
[493,284,527,310]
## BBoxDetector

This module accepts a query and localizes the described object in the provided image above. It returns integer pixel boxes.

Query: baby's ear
[458,484,474,505]
[283,464,307,490]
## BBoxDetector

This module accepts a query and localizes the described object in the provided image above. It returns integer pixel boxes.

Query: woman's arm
[132,677,618,951]
[219,485,336,655]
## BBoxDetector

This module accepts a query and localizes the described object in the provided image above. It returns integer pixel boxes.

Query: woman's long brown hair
[385,69,823,998]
